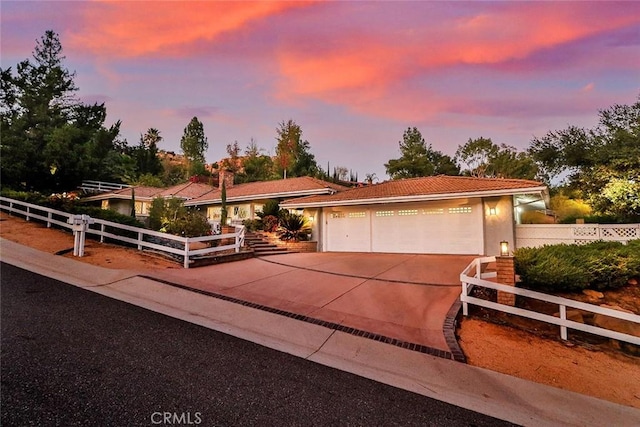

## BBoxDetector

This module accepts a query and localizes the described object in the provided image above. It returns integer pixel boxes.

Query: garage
[325,199,484,254]
[281,175,549,257]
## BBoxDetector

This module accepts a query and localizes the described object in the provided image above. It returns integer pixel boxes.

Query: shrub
[242,218,262,232]
[1,189,49,205]
[73,205,144,228]
[277,212,311,241]
[147,196,211,237]
[515,241,640,292]
[257,199,280,218]
[262,215,279,232]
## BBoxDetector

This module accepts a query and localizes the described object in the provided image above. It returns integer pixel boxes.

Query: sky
[1,1,639,181]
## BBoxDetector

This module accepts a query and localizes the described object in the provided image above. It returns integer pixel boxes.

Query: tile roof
[82,186,164,201]
[156,182,216,199]
[185,176,347,205]
[281,175,547,207]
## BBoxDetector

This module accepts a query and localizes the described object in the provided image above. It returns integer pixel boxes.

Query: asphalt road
[1,262,514,427]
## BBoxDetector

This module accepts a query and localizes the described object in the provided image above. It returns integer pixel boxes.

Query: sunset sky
[2,1,639,180]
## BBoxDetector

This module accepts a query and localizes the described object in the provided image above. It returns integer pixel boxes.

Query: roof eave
[281,186,548,208]
[184,187,336,206]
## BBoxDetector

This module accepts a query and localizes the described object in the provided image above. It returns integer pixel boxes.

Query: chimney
[219,169,234,189]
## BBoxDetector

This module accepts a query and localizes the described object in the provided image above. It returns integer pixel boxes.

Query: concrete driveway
[144,252,476,354]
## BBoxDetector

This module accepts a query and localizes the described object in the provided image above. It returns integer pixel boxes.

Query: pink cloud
[274,2,639,121]
[68,1,312,58]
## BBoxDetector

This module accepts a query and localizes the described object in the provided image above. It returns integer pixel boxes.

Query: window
[331,212,345,219]
[375,210,394,217]
[135,201,149,215]
[422,208,444,215]
[449,206,472,214]
[398,209,418,216]
[348,212,366,218]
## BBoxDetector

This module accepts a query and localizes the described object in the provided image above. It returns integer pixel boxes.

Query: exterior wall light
[500,241,510,256]
[308,216,315,222]
[489,207,497,216]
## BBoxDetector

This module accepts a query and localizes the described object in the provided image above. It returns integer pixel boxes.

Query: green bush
[73,205,145,228]
[257,199,281,218]
[242,218,262,232]
[1,189,49,205]
[515,240,640,292]
[147,197,211,237]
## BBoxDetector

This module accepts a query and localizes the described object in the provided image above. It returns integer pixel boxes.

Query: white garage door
[325,200,484,254]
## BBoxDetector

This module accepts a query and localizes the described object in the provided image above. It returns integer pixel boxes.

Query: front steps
[244,232,292,256]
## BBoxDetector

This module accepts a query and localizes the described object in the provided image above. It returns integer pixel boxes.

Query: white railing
[0,197,245,268]
[79,180,131,193]
[516,223,640,248]
[460,256,640,346]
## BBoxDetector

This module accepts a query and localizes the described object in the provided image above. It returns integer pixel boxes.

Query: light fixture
[489,207,497,216]
[500,241,509,256]
[308,216,315,222]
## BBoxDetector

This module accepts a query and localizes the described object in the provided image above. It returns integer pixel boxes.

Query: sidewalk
[2,238,639,427]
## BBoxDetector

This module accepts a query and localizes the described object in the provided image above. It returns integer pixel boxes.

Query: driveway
[144,252,476,353]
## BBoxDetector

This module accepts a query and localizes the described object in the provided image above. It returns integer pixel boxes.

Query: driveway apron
[143,253,476,354]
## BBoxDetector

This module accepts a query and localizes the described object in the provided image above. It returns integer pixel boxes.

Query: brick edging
[443,299,467,363]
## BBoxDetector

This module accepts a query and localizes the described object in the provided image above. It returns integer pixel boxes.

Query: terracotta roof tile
[186,176,347,205]
[282,176,546,207]
[157,182,215,199]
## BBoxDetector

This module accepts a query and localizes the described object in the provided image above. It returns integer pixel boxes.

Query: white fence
[0,197,245,268]
[516,223,640,248]
[79,180,131,193]
[460,256,640,346]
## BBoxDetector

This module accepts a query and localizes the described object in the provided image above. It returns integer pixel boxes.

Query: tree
[529,96,640,220]
[237,138,274,183]
[1,30,126,191]
[274,119,318,178]
[133,128,163,177]
[456,137,537,179]
[180,116,208,176]
[220,140,242,173]
[385,127,459,179]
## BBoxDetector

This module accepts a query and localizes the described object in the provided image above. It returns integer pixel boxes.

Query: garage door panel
[325,201,483,254]
[326,210,370,252]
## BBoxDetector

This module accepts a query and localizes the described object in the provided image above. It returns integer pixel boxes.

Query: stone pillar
[496,256,516,306]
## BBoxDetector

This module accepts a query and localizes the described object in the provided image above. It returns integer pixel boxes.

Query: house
[184,174,347,225]
[83,173,347,225]
[83,182,216,219]
[279,175,549,256]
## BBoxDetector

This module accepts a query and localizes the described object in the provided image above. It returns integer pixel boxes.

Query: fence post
[100,224,105,243]
[47,212,52,228]
[183,240,190,269]
[137,231,143,250]
[559,305,568,340]
[26,206,30,221]
[462,282,469,316]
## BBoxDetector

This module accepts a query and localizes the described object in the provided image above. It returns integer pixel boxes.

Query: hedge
[514,240,640,292]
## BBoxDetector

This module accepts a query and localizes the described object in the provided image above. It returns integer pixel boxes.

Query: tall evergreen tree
[180,116,208,176]
[385,127,458,179]
[1,30,126,191]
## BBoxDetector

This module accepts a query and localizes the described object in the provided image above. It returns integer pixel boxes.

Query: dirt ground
[1,212,639,409]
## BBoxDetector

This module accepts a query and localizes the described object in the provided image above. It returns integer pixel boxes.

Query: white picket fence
[460,256,640,346]
[0,197,245,268]
[79,180,131,193]
[516,223,640,248]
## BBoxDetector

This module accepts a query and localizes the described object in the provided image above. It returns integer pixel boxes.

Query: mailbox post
[67,214,95,257]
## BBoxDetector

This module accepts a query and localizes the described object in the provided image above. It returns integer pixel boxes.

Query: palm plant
[277,212,311,241]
